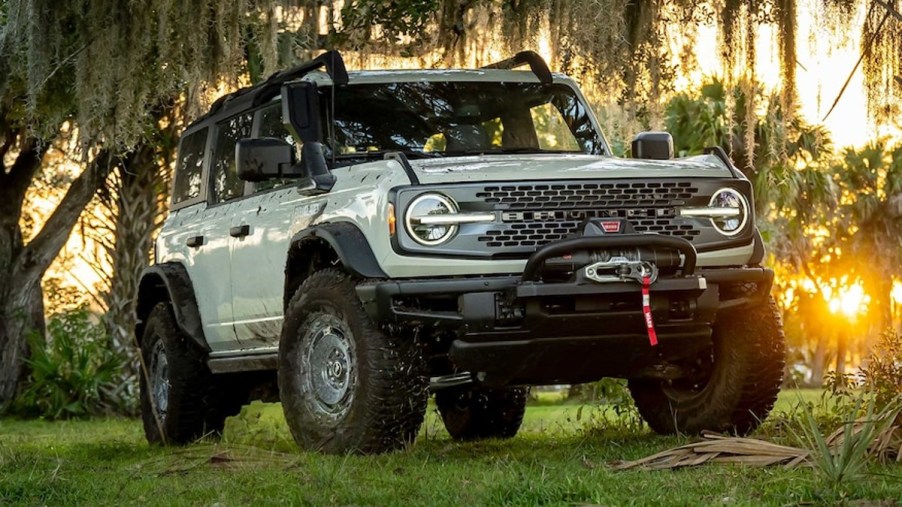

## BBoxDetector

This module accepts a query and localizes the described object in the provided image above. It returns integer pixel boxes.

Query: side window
[171,127,208,206]
[211,113,253,203]
[258,102,298,149]
[255,102,299,192]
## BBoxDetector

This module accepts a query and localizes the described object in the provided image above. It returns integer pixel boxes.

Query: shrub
[796,396,901,487]
[861,330,902,415]
[568,379,643,432]
[14,308,136,419]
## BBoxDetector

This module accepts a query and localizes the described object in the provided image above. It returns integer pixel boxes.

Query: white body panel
[229,188,314,346]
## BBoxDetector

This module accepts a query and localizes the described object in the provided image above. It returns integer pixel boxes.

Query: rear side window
[211,113,253,203]
[172,127,208,206]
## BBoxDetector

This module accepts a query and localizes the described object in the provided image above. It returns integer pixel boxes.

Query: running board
[208,353,278,373]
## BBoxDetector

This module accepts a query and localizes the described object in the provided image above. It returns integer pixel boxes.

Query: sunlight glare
[892,281,902,305]
[827,281,870,319]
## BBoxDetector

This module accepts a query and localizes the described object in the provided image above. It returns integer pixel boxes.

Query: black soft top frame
[190,51,349,127]
[482,50,553,84]
[189,49,553,128]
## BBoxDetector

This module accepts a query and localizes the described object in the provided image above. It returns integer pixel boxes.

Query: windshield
[320,81,605,162]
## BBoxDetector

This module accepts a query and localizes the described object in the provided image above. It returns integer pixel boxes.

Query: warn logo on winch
[600,221,621,233]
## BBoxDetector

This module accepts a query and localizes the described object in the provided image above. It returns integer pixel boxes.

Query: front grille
[476,182,702,248]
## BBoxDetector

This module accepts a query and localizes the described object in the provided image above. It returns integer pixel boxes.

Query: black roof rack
[482,51,553,84]
[191,50,348,127]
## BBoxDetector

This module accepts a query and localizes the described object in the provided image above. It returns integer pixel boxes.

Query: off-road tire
[278,269,428,454]
[435,386,529,441]
[139,303,244,445]
[628,296,785,435]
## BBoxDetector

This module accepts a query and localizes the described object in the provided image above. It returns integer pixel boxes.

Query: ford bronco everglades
[135,51,785,454]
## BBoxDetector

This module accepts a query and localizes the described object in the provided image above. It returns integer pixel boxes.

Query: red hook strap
[641,275,658,347]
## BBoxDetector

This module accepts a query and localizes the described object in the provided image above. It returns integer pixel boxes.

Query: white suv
[136,51,785,453]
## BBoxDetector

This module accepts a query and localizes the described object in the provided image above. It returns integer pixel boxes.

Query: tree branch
[874,0,902,23]
[0,136,52,219]
[14,148,114,286]
[822,4,888,122]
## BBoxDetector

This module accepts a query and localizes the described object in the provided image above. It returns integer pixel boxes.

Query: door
[196,111,255,351]
[228,101,308,348]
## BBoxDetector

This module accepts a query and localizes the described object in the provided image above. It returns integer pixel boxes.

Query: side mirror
[282,81,322,143]
[236,138,301,182]
[631,132,673,160]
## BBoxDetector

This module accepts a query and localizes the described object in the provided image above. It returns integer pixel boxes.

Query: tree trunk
[0,281,45,405]
[0,140,113,407]
[811,333,827,387]
[102,144,167,371]
[836,330,847,378]
[0,136,49,405]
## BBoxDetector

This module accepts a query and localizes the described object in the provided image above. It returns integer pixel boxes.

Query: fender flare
[288,222,387,279]
[135,262,209,351]
[749,229,766,266]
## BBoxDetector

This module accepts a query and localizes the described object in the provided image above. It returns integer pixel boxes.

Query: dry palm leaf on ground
[824,420,901,463]
[610,432,810,471]
[612,422,901,471]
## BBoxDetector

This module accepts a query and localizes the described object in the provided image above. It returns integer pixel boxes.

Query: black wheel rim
[149,338,170,422]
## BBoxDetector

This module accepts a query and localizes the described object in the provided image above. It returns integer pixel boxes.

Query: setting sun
[827,282,870,319]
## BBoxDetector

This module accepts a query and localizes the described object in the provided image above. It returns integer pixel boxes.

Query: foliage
[795,395,901,487]
[13,308,135,419]
[861,330,902,411]
[336,0,439,50]
[824,330,902,417]
[832,142,902,329]
[566,379,643,432]
[665,80,732,157]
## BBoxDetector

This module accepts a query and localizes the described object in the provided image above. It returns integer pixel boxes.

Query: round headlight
[405,193,459,245]
[709,188,749,236]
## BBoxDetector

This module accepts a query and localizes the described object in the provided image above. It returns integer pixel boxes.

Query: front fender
[289,222,386,279]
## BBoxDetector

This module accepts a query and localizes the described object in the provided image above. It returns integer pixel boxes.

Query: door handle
[186,235,204,248]
[229,225,251,238]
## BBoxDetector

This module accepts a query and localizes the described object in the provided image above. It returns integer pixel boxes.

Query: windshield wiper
[334,149,441,160]
[430,148,579,156]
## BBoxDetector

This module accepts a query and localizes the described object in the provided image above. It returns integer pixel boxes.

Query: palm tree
[832,141,902,334]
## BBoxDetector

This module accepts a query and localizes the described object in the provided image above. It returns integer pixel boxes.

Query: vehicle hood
[407,153,736,184]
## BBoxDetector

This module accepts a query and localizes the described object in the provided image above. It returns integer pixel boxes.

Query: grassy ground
[2,389,900,506]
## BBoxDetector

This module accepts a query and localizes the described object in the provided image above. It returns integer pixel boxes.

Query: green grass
[2,389,900,506]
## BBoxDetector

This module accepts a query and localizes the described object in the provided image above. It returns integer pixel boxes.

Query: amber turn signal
[388,203,396,236]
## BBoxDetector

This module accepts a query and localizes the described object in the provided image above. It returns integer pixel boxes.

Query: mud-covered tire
[435,386,529,441]
[628,296,785,435]
[139,303,244,445]
[278,269,428,454]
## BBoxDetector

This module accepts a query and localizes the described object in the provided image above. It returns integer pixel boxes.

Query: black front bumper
[357,236,773,386]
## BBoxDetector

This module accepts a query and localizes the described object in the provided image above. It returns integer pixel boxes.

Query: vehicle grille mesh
[475,182,702,248]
